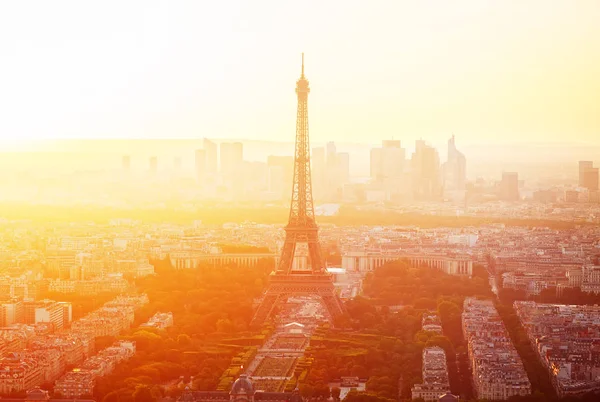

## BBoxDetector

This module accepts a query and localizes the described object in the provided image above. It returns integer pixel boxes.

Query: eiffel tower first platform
[250,55,346,328]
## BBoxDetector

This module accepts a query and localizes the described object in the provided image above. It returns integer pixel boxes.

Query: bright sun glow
[0,1,599,145]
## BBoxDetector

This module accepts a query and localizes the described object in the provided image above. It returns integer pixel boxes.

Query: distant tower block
[203,138,218,174]
[122,155,131,171]
[174,157,182,170]
[250,54,346,328]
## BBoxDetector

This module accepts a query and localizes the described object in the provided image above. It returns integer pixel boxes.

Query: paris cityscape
[1,2,600,402]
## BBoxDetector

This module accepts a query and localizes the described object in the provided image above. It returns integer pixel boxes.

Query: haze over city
[1,2,600,402]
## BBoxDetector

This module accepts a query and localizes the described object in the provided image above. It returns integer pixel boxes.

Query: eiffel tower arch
[250,54,346,328]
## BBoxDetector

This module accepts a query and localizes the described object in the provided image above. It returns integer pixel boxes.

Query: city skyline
[1,1,599,146]
[3,3,600,402]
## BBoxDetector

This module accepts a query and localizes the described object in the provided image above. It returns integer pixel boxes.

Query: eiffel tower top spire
[296,53,310,97]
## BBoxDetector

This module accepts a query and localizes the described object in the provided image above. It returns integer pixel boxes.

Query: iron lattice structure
[250,55,346,328]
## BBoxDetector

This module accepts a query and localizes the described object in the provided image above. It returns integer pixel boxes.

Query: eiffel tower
[250,54,346,328]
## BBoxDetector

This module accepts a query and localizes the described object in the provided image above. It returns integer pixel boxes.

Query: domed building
[177,375,302,402]
[230,375,254,402]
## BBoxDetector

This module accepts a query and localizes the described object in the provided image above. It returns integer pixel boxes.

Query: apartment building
[411,347,451,401]
[0,353,44,395]
[462,298,531,400]
[515,302,600,397]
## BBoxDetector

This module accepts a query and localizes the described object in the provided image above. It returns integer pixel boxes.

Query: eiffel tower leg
[278,237,297,274]
[250,293,281,328]
[321,293,346,322]
[307,241,325,273]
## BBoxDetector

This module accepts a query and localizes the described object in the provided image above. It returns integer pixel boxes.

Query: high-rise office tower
[203,139,218,174]
[122,155,130,172]
[325,142,340,199]
[370,148,383,179]
[325,142,337,183]
[326,142,337,162]
[370,140,405,180]
[201,139,218,196]
[583,167,599,191]
[381,140,404,180]
[443,135,467,192]
[500,172,519,201]
[311,142,350,201]
[579,161,598,191]
[579,161,593,187]
[370,140,408,201]
[411,140,441,200]
[149,156,158,176]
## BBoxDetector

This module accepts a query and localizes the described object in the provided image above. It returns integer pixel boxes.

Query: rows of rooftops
[514,301,600,397]
[462,298,531,399]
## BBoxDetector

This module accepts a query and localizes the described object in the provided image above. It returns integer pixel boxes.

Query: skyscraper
[199,139,218,196]
[370,140,405,181]
[579,161,593,187]
[443,135,467,193]
[311,142,350,201]
[411,140,441,200]
[370,140,408,202]
[583,167,599,191]
[370,148,383,179]
[579,161,598,191]
[500,172,519,201]
[327,142,350,200]
[325,143,337,181]
[326,142,337,162]
[203,138,218,175]
[122,155,130,172]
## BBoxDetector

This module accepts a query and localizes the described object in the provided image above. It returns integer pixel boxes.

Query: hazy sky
[1,1,599,146]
